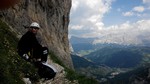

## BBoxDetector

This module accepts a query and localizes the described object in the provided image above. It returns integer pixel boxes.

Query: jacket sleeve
[17,34,31,61]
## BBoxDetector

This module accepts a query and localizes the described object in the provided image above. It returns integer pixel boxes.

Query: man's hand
[43,50,48,54]
[23,54,29,60]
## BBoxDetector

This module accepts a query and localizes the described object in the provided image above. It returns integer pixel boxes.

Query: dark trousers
[33,47,48,62]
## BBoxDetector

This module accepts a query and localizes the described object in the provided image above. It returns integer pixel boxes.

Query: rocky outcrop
[0,0,73,69]
[22,58,78,84]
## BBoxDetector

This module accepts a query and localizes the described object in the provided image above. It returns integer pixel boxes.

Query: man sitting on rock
[17,22,48,64]
[17,22,56,80]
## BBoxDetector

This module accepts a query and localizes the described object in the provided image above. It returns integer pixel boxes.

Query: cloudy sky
[69,0,150,44]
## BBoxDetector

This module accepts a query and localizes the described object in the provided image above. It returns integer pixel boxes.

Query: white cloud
[133,6,145,12]
[70,25,83,30]
[86,0,99,9]
[69,0,114,36]
[135,20,150,30]
[143,0,150,4]
[83,19,150,39]
[92,20,150,45]
[70,0,150,44]
[122,12,134,16]
[143,0,150,10]
[71,0,79,12]
[122,6,145,17]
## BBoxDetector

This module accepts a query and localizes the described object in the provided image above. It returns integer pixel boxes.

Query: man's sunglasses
[31,27,39,29]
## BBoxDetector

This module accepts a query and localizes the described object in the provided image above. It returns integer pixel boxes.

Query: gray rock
[0,0,73,69]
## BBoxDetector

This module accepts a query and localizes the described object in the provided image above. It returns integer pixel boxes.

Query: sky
[69,0,150,45]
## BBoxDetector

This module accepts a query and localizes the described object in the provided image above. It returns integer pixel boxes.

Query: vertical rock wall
[0,0,73,69]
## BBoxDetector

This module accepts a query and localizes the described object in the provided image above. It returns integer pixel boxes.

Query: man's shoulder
[19,32,31,41]
[23,31,34,37]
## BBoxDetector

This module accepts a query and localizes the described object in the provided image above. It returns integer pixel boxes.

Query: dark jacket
[18,31,42,59]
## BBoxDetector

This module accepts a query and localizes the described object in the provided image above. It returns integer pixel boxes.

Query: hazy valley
[70,36,150,84]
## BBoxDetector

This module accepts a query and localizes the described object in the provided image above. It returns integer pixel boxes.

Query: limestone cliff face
[0,0,73,69]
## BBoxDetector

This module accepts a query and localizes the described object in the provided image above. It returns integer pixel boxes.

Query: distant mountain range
[84,46,145,68]
[70,36,150,83]
[70,36,150,52]
[69,36,95,52]
[71,54,96,68]
[70,36,127,52]
[70,36,150,68]
[71,54,114,79]
[70,31,150,46]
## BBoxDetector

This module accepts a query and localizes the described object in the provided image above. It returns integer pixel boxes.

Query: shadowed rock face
[0,0,73,69]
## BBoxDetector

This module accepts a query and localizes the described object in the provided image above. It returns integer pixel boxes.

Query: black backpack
[38,63,56,80]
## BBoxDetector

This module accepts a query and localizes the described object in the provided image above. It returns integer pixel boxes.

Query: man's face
[31,27,39,34]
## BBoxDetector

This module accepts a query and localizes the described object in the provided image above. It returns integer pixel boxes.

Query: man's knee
[41,47,48,62]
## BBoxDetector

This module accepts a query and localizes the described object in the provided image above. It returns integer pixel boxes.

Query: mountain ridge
[71,43,150,83]
[70,35,150,47]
